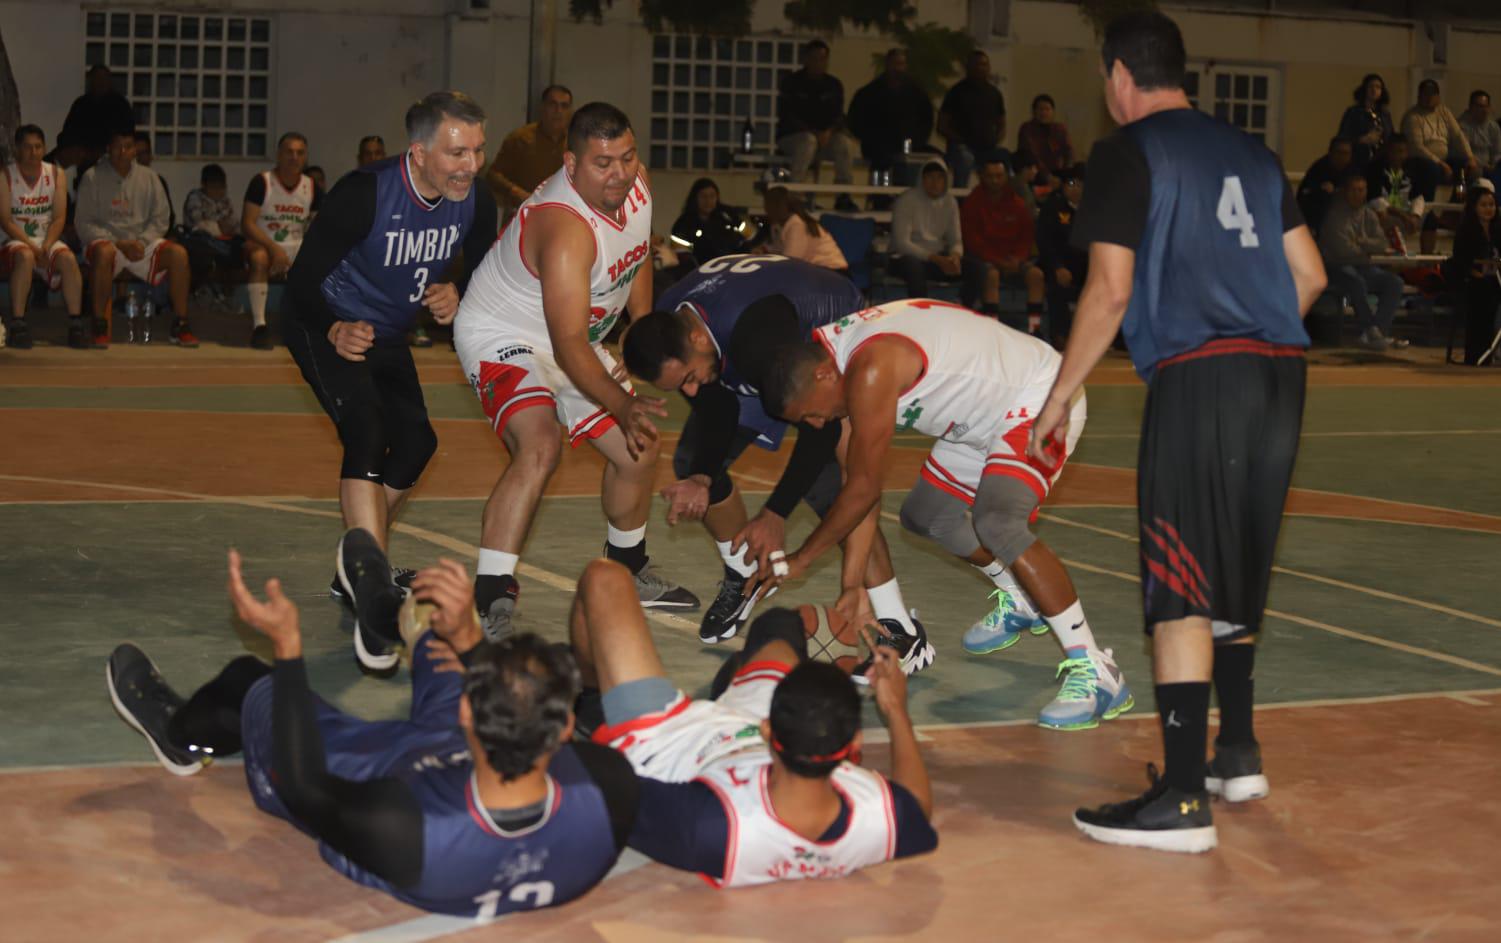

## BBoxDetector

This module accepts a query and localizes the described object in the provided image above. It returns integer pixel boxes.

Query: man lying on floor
[105,529,638,918]
[571,558,939,886]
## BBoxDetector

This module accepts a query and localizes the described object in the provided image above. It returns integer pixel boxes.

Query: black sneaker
[106,643,209,776]
[329,566,416,603]
[336,528,404,677]
[250,324,274,350]
[5,318,32,349]
[67,316,90,349]
[478,574,520,642]
[700,569,750,644]
[1205,740,1269,803]
[852,616,936,686]
[1073,764,1217,853]
[633,563,700,610]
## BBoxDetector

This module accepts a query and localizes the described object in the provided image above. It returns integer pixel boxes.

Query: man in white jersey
[759,299,1134,730]
[455,103,697,638]
[243,131,320,350]
[567,558,937,886]
[0,124,86,349]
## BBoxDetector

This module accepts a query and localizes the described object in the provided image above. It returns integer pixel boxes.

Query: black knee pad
[383,420,438,491]
[337,407,389,482]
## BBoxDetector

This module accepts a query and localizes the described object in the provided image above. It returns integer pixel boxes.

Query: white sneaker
[1037,648,1134,730]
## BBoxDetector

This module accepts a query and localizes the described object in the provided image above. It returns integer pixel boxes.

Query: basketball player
[760,299,1134,730]
[243,131,320,349]
[105,537,640,917]
[1030,12,1326,852]
[284,91,497,674]
[0,124,85,349]
[570,558,938,886]
[454,103,696,640]
[621,253,933,678]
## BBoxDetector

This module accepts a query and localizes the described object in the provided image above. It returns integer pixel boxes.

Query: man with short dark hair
[454,102,697,642]
[1319,172,1408,351]
[357,135,386,167]
[1016,93,1074,186]
[283,90,497,673]
[846,48,934,178]
[569,558,937,887]
[1401,79,1478,200]
[776,40,853,188]
[938,50,1006,187]
[55,65,134,168]
[243,131,320,349]
[1,124,86,348]
[181,162,242,308]
[1031,11,1327,852]
[1296,137,1354,237]
[889,160,986,307]
[104,537,640,917]
[486,85,572,214]
[961,153,1046,333]
[1459,90,1501,188]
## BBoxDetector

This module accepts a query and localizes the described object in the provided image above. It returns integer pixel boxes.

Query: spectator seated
[885,160,985,307]
[961,152,1045,332]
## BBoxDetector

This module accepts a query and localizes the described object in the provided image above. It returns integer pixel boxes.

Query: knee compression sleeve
[899,478,982,558]
[971,474,1039,566]
[382,419,438,491]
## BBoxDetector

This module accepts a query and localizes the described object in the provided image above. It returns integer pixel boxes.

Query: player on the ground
[760,299,1133,730]
[621,253,933,676]
[570,558,938,886]
[0,124,86,349]
[105,536,640,917]
[242,131,320,349]
[1030,12,1326,852]
[454,102,697,640]
[284,91,497,674]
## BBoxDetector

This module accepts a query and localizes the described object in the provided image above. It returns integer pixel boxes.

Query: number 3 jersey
[2,161,62,248]
[813,299,1061,452]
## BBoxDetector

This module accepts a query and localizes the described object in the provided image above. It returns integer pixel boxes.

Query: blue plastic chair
[819,213,877,292]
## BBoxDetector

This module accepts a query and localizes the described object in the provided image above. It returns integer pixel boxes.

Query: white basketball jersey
[697,754,897,888]
[254,171,315,248]
[814,299,1061,450]
[3,161,61,248]
[460,167,653,348]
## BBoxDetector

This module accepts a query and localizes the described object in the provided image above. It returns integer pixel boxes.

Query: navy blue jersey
[659,254,864,447]
[319,154,478,341]
[1072,109,1308,380]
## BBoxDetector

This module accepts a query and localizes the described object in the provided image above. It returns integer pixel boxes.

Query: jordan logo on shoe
[1165,710,1183,728]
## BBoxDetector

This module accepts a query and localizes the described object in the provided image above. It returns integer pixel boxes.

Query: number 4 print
[1217,176,1259,248]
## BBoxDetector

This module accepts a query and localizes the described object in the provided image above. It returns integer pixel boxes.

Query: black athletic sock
[605,539,649,574]
[1212,644,1257,747]
[474,573,518,613]
[1155,681,1211,794]
[167,656,272,755]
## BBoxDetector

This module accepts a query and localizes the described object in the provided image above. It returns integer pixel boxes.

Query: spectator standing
[1035,162,1087,345]
[243,131,319,350]
[1338,73,1394,170]
[888,160,985,306]
[1400,79,1478,200]
[54,65,134,169]
[1016,94,1073,185]
[960,152,1045,332]
[776,40,853,193]
[181,163,242,308]
[357,135,386,167]
[1296,137,1354,237]
[75,129,196,347]
[669,178,750,267]
[847,48,934,180]
[1449,183,1501,364]
[1459,90,1501,189]
[1318,172,1408,351]
[938,51,1006,187]
[760,186,847,272]
[0,124,86,348]
[486,85,572,214]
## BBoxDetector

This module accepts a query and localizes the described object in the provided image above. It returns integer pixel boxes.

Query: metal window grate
[85,9,273,160]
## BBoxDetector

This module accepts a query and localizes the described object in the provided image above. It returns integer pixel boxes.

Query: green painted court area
[2,356,1498,773]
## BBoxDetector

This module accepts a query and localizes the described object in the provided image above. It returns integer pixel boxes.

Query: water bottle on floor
[125,290,141,343]
[140,296,154,343]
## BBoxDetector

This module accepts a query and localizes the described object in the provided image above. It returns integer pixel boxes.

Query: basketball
[799,604,863,674]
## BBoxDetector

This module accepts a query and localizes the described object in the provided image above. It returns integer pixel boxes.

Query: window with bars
[649,34,802,171]
[85,10,273,160]
[1183,63,1280,149]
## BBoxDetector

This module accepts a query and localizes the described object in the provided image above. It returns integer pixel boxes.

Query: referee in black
[1027,12,1327,853]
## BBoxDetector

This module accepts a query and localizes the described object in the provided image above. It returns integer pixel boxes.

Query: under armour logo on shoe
[1165,710,1183,728]
[1179,798,1200,814]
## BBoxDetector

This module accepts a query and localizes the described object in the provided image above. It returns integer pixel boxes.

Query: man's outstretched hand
[227,548,302,660]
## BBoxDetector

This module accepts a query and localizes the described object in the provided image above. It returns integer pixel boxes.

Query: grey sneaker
[634,563,700,610]
[106,644,208,776]
[480,575,520,642]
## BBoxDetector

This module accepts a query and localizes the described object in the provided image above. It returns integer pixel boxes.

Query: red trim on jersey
[814,327,838,362]
[589,691,692,746]
[568,407,617,447]
[919,466,976,507]
[492,394,556,438]
[566,170,636,232]
[269,169,306,198]
[696,773,738,888]
[730,659,793,687]
[757,765,855,846]
[878,774,897,859]
[517,201,591,279]
[846,333,928,395]
[399,152,443,212]
[922,456,977,496]
[981,461,1048,503]
[1156,337,1306,369]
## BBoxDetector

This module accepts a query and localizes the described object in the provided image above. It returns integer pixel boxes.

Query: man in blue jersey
[1028,12,1328,853]
[105,533,639,918]
[621,254,933,680]
[282,91,499,675]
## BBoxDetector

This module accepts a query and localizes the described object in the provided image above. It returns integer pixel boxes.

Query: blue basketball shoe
[962,588,1050,654]
[1038,648,1134,730]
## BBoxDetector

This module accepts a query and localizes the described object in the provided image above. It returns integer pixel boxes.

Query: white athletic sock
[247,282,268,327]
[477,549,519,578]
[975,560,1039,615]
[716,539,757,578]
[606,523,647,549]
[1045,600,1096,658]
[866,578,917,636]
